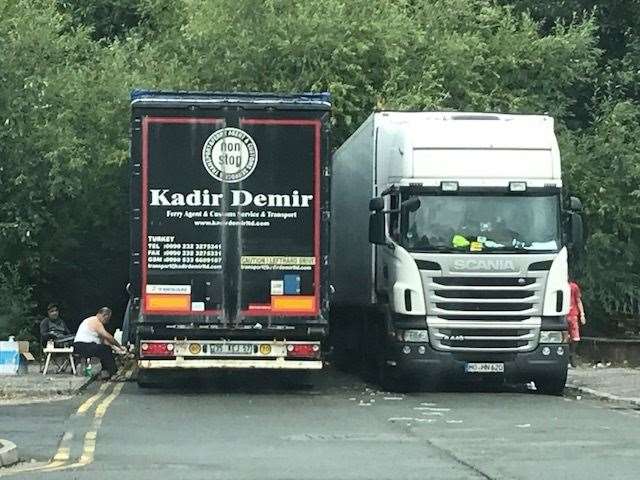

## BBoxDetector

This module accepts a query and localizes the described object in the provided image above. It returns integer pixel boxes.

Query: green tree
[562,101,640,333]
[2,0,636,337]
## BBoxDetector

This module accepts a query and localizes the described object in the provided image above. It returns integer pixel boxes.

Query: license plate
[209,344,254,355]
[465,362,504,373]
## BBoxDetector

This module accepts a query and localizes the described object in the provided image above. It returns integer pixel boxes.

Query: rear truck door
[136,96,326,325]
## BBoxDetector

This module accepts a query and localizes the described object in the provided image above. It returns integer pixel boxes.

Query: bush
[0,264,37,341]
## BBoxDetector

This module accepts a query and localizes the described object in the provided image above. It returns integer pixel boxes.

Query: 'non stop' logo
[202,127,258,183]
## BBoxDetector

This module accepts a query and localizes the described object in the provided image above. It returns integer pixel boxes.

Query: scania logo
[452,259,516,272]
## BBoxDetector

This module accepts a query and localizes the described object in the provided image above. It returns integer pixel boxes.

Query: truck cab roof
[370,111,561,188]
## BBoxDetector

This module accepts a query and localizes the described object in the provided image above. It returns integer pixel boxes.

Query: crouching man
[74,307,125,380]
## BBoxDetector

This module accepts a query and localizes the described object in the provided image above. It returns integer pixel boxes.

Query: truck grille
[428,275,543,318]
[423,271,547,352]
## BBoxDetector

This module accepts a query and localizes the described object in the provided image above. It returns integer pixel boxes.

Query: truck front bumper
[385,341,568,384]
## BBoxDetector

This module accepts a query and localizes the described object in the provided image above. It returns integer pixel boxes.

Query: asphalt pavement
[2,368,640,480]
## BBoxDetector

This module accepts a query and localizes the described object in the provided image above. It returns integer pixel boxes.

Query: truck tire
[535,373,567,396]
[280,371,316,390]
[137,369,162,389]
[378,365,409,393]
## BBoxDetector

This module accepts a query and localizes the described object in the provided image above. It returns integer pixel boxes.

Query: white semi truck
[331,112,584,394]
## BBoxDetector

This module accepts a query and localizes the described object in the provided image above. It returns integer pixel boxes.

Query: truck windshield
[400,194,561,253]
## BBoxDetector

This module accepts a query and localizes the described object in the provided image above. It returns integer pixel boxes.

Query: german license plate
[465,362,504,373]
[209,344,254,355]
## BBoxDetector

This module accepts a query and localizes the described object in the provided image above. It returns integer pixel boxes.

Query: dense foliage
[1,0,638,338]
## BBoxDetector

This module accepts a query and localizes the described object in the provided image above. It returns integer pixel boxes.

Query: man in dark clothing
[39,303,71,346]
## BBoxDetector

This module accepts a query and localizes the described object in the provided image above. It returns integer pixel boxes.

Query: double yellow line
[2,370,131,476]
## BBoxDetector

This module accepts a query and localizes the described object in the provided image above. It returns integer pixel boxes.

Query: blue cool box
[0,341,20,375]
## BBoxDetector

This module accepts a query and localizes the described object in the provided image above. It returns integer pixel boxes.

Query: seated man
[73,307,125,380]
[40,303,71,346]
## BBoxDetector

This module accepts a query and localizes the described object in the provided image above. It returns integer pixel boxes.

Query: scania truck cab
[331,112,583,394]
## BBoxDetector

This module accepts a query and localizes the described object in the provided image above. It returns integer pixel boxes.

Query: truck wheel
[378,366,409,393]
[535,375,567,396]
[137,369,161,389]
[280,371,316,390]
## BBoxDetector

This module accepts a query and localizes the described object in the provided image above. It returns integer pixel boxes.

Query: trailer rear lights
[272,295,316,313]
[140,342,175,357]
[286,343,320,358]
[145,294,191,312]
[542,347,551,356]
[402,346,411,354]
[189,343,201,355]
[259,344,272,355]
[509,181,527,192]
[440,181,459,192]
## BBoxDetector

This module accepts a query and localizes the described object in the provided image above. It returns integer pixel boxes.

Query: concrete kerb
[0,439,19,467]
[565,383,640,409]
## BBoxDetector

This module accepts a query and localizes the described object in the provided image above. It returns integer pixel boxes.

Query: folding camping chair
[42,341,77,375]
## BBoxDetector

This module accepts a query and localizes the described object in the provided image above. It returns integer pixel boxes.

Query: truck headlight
[397,329,429,342]
[539,331,567,344]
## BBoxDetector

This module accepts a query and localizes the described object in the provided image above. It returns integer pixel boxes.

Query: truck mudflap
[138,339,323,370]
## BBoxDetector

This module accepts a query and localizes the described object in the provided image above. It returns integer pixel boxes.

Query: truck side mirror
[401,197,421,212]
[569,196,583,212]
[369,211,386,245]
[569,212,584,250]
[369,197,384,212]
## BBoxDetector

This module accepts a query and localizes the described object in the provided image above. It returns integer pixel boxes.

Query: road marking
[76,382,111,415]
[1,368,132,476]
[46,371,131,472]
[95,381,125,418]
[52,448,70,462]
[0,460,67,476]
